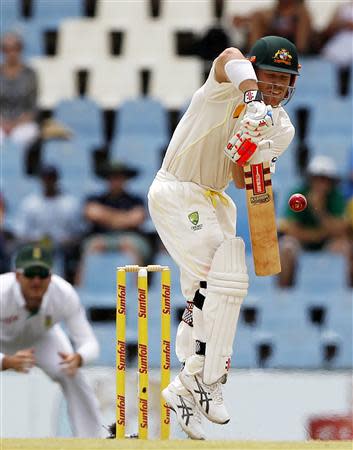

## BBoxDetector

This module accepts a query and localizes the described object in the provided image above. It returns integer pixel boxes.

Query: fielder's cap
[307,155,338,179]
[101,161,138,179]
[15,244,53,271]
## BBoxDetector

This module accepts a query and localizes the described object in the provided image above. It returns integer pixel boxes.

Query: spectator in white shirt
[15,165,83,284]
[0,244,103,437]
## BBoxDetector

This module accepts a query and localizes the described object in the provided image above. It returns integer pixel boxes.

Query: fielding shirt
[0,273,99,369]
[161,62,295,191]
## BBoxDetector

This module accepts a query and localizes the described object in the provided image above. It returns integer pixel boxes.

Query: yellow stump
[116,269,126,439]
[160,268,171,439]
[138,268,148,439]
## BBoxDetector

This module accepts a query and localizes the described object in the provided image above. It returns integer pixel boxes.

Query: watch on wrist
[244,90,263,104]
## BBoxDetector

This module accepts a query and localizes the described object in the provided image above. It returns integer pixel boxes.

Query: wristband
[244,90,263,104]
[224,59,257,90]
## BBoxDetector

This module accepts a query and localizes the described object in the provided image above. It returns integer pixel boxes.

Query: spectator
[321,1,353,96]
[344,147,353,271]
[79,162,151,281]
[0,244,103,437]
[231,0,315,54]
[0,193,16,274]
[15,166,82,284]
[277,155,352,288]
[0,32,39,146]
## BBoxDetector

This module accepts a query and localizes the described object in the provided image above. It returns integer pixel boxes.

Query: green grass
[1,439,352,450]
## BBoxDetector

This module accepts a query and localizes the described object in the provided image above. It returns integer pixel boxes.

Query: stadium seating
[32,0,83,28]
[78,250,139,312]
[123,22,175,65]
[296,251,347,291]
[57,19,109,67]
[232,323,258,368]
[1,140,28,177]
[310,98,352,137]
[113,97,170,142]
[41,139,103,198]
[320,327,353,369]
[88,59,140,108]
[223,0,273,18]
[268,327,322,369]
[295,57,336,97]
[1,0,21,29]
[53,97,104,146]
[111,136,164,175]
[149,58,204,109]
[96,0,150,26]
[29,58,76,108]
[3,177,40,228]
[160,0,214,30]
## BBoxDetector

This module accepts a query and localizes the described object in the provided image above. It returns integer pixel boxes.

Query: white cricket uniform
[148,63,295,361]
[0,273,103,438]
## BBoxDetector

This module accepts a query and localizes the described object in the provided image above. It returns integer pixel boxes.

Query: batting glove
[224,131,258,166]
[242,101,274,135]
[225,132,275,167]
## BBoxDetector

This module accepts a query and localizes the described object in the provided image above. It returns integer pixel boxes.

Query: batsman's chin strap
[204,190,229,208]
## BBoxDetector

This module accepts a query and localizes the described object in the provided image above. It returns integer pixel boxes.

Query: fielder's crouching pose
[0,244,103,438]
[148,36,299,439]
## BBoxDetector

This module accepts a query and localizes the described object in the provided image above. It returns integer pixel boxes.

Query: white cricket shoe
[179,371,230,425]
[162,385,206,440]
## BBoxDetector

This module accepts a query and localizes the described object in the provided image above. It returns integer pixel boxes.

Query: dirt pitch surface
[2,439,352,450]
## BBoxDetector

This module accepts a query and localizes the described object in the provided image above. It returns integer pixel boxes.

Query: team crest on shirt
[188,211,203,231]
[45,315,53,328]
[273,49,292,66]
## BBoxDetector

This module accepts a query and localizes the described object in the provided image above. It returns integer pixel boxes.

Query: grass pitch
[1,439,352,450]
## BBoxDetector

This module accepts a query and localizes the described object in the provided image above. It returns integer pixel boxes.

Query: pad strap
[182,301,194,327]
[194,290,205,310]
[195,340,206,356]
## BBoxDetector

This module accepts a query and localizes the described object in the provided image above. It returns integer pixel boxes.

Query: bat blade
[244,161,281,276]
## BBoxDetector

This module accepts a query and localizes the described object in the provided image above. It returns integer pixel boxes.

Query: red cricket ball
[288,193,307,212]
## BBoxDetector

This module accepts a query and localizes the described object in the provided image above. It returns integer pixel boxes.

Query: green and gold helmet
[249,35,300,75]
[249,36,300,106]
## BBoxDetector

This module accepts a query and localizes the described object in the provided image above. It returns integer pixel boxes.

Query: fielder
[148,36,300,439]
[0,244,103,438]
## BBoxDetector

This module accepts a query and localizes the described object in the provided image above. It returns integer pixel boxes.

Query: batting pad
[203,238,249,385]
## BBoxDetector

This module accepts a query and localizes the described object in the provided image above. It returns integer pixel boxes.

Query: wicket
[116,265,171,440]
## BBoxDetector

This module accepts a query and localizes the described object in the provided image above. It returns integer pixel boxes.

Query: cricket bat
[244,160,281,276]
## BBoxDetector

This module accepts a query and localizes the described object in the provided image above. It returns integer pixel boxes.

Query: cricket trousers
[2,325,103,438]
[148,169,238,362]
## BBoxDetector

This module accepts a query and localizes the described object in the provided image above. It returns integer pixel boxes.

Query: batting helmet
[249,36,300,75]
[249,36,300,105]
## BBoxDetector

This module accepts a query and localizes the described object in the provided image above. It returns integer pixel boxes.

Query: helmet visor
[257,80,296,107]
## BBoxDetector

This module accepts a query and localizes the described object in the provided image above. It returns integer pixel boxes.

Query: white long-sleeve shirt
[15,192,82,244]
[0,273,99,369]
[162,62,295,191]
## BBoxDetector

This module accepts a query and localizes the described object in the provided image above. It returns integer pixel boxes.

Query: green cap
[249,36,300,76]
[15,245,53,271]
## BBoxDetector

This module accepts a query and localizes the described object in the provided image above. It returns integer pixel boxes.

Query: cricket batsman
[148,36,300,439]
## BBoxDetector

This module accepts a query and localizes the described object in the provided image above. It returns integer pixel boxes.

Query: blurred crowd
[1,0,353,289]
